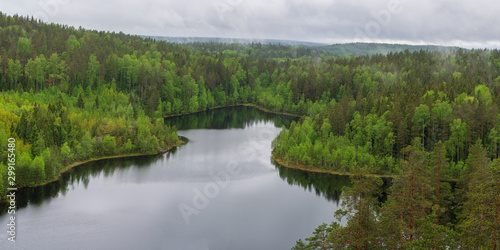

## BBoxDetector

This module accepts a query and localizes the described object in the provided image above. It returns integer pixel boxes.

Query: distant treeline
[318,42,461,55]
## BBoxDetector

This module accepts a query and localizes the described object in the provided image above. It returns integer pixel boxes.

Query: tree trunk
[410,155,414,242]
[495,198,498,250]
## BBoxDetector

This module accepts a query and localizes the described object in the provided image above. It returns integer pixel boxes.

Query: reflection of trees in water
[275,162,393,206]
[273,162,351,204]
[0,152,177,215]
[2,107,296,215]
[166,106,296,130]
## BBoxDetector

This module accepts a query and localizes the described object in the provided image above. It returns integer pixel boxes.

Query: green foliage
[17,151,32,187]
[447,119,467,162]
[334,169,383,249]
[0,83,179,189]
[76,94,84,108]
[41,148,56,181]
[474,84,492,105]
[412,104,430,148]
[171,131,179,142]
[86,54,100,89]
[7,59,22,89]
[76,131,94,160]
[125,139,133,153]
[61,142,73,164]
[458,141,498,248]
[30,156,46,183]
[101,135,116,155]
[294,222,344,249]
[31,134,45,158]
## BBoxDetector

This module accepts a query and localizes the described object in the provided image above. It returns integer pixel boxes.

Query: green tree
[381,145,433,246]
[76,93,85,109]
[172,131,179,142]
[291,239,307,250]
[335,168,383,249]
[34,55,47,91]
[404,211,458,249]
[125,139,133,153]
[320,118,331,143]
[459,140,495,248]
[412,104,430,149]
[48,53,65,87]
[7,59,22,90]
[31,134,45,158]
[30,156,46,184]
[17,37,31,64]
[76,132,93,159]
[431,101,452,145]
[101,135,116,155]
[189,96,199,113]
[17,151,32,187]
[86,54,100,89]
[431,141,452,224]
[25,58,38,90]
[447,119,467,162]
[301,222,344,249]
[61,142,73,164]
[489,127,500,159]
[41,148,56,181]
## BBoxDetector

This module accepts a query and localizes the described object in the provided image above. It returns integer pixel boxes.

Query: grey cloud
[2,0,500,48]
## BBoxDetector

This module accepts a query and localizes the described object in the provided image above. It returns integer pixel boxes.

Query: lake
[0,106,349,250]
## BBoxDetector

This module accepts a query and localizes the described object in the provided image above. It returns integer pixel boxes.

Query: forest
[1,12,500,248]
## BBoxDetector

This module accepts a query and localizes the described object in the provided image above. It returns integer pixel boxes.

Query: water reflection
[1,153,178,214]
[273,162,351,204]
[165,106,296,130]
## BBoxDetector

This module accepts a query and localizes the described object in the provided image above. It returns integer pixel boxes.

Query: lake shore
[17,137,187,190]
[272,152,458,182]
[163,103,303,119]
[271,152,393,179]
[12,101,298,193]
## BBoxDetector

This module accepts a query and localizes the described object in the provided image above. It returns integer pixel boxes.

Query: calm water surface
[0,107,348,250]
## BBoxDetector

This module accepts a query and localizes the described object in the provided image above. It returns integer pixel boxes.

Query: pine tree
[334,167,383,249]
[380,145,433,246]
[76,94,84,109]
[431,140,452,224]
[458,140,495,248]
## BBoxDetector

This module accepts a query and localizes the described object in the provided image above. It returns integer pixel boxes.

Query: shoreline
[8,102,296,194]
[13,138,187,191]
[162,103,303,119]
[271,152,393,179]
[26,103,295,190]
[272,152,458,182]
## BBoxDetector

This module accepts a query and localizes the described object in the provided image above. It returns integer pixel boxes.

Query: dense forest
[0,13,183,194]
[1,12,500,248]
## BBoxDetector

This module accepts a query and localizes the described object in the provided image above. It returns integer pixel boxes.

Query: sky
[2,0,500,48]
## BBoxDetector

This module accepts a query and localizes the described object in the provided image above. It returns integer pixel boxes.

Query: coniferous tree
[334,167,383,249]
[458,140,495,248]
[380,145,433,246]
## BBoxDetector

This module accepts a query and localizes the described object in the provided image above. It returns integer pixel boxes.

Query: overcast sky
[3,0,500,48]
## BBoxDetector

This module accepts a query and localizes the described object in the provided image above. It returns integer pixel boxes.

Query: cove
[0,106,350,250]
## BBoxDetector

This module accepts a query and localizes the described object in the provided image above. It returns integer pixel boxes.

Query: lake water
[0,106,348,250]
